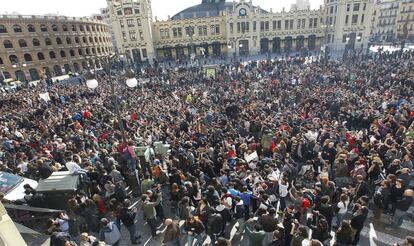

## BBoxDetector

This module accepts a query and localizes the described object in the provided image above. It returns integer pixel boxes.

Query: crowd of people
[1,50,414,246]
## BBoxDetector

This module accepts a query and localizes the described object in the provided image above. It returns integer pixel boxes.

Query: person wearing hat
[99,218,121,246]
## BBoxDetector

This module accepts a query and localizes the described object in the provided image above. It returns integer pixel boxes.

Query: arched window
[71,25,76,31]
[66,37,72,44]
[82,37,87,43]
[92,26,96,32]
[79,25,84,31]
[75,37,80,43]
[49,51,56,59]
[86,25,91,32]
[40,24,47,32]
[27,24,35,32]
[0,25,7,33]
[89,37,93,43]
[99,37,102,43]
[9,55,18,64]
[94,37,98,43]
[52,24,58,31]
[37,52,45,60]
[13,25,22,32]
[70,50,75,57]
[56,37,62,45]
[78,49,83,55]
[24,53,33,62]
[19,39,27,48]
[86,48,90,55]
[60,50,66,58]
[32,38,40,46]
[45,38,52,46]
[62,25,68,31]
[92,48,96,54]
[97,47,101,53]
[3,40,13,49]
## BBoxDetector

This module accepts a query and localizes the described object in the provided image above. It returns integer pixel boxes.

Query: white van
[0,172,38,201]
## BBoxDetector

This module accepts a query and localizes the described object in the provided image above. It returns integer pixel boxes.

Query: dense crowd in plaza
[1,50,414,246]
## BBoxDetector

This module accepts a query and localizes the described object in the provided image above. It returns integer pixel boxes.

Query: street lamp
[321,22,334,65]
[12,63,27,81]
[85,55,138,143]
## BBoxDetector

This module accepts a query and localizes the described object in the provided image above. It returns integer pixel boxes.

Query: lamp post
[321,21,333,65]
[0,66,5,85]
[85,55,138,144]
[12,63,27,81]
[186,26,195,55]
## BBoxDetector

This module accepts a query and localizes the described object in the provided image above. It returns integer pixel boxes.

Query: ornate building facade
[0,15,113,82]
[108,0,376,63]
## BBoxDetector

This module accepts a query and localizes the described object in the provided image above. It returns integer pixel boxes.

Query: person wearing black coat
[335,221,354,246]
[119,199,141,244]
[350,205,368,245]
[316,196,334,231]
[207,212,224,246]
[354,175,369,202]
[373,180,390,219]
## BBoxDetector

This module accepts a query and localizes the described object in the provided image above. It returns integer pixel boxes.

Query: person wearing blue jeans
[183,216,205,246]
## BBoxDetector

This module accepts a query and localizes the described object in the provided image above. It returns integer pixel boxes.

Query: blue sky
[1,0,323,20]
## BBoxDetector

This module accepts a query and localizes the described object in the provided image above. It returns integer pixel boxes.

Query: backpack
[104,222,121,245]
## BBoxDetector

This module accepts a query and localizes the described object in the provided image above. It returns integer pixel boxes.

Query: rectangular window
[345,15,349,25]
[173,28,178,38]
[314,18,318,28]
[178,27,183,37]
[330,6,334,14]
[139,31,144,40]
[134,8,140,14]
[246,22,249,32]
[309,18,313,28]
[290,19,294,29]
[230,23,234,33]
[142,48,147,58]
[122,31,127,42]
[265,21,269,31]
[160,29,164,39]
[297,19,301,29]
[363,3,366,11]
[352,14,358,24]
[137,19,141,26]
[127,19,134,27]
[203,26,207,36]
[260,21,264,31]
[211,25,216,35]
[253,21,256,31]
[277,20,281,30]
[285,20,289,29]
[302,19,305,28]
[241,22,246,33]
[361,14,365,24]
[129,30,136,41]
[117,10,122,15]
[273,20,277,30]
[216,25,220,35]
[353,3,360,12]
[237,22,241,33]
[347,4,350,12]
